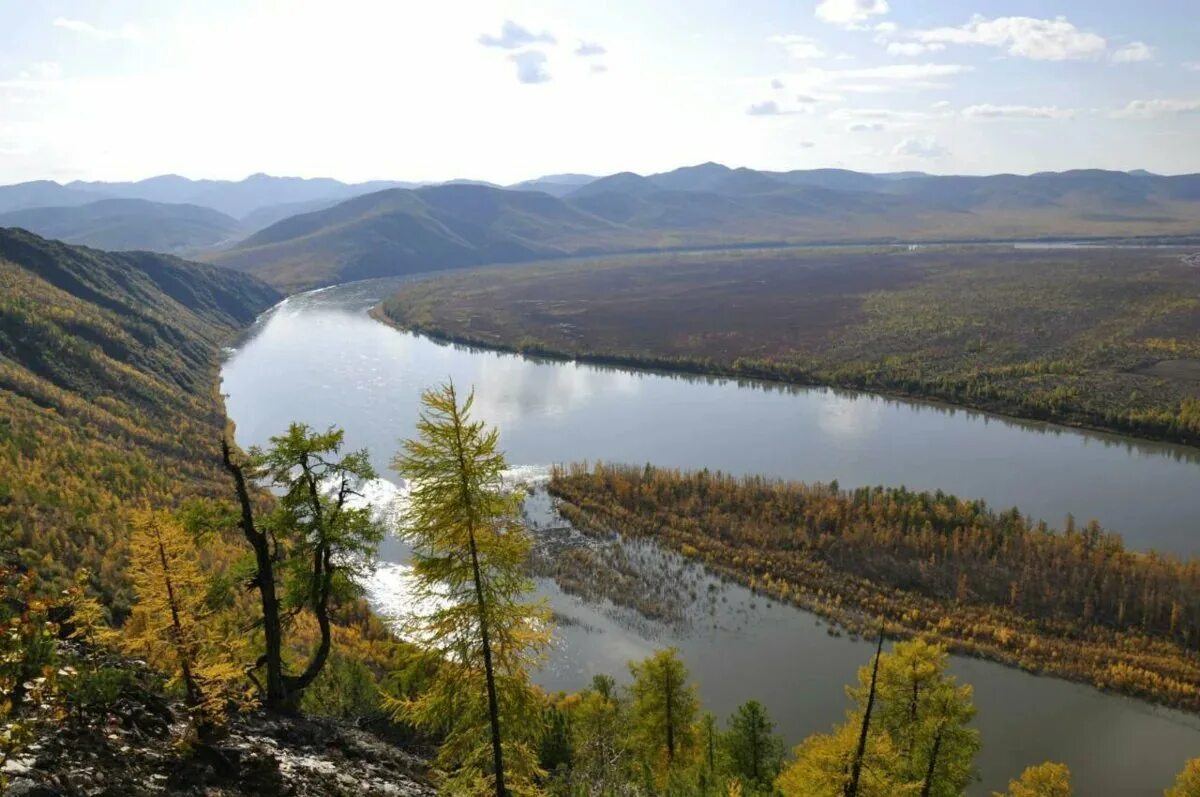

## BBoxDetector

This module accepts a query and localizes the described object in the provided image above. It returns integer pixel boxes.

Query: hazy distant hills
[4,164,1198,292]
[0,198,244,254]
[59,173,421,218]
[207,163,1200,292]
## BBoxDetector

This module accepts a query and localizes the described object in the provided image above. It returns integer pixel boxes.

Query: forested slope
[0,228,279,609]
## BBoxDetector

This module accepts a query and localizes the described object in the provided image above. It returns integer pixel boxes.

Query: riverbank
[547,463,1200,714]
[375,246,1200,449]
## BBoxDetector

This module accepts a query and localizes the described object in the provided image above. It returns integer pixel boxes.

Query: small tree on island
[390,382,550,797]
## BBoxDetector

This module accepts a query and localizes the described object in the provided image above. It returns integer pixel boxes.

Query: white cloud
[799,140,816,149]
[931,100,952,109]
[886,42,945,57]
[768,34,826,60]
[747,100,783,116]
[17,62,62,81]
[479,20,555,49]
[795,94,820,103]
[893,136,949,159]
[53,17,140,41]
[911,15,1107,61]
[575,41,606,57]
[835,63,971,81]
[1111,41,1154,63]
[816,0,890,29]
[777,63,971,100]
[1112,98,1200,118]
[963,104,1075,119]
[848,122,885,132]
[830,108,901,120]
[590,64,608,74]
[508,51,551,84]
[771,78,785,90]
[1186,62,1200,72]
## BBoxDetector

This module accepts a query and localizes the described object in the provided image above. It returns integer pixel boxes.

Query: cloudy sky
[1,0,1197,184]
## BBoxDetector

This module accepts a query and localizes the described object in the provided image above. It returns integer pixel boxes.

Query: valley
[220,278,1200,795]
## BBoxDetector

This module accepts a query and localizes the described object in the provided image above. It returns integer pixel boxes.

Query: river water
[221,278,1200,795]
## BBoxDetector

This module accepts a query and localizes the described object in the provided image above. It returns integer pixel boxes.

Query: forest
[548,462,1200,712]
[379,245,1200,445]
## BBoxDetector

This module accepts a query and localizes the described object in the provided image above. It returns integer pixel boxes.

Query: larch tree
[628,648,699,784]
[567,674,632,794]
[776,718,910,797]
[850,639,979,797]
[125,509,242,729]
[724,700,785,792]
[390,382,550,797]
[222,424,383,711]
[1166,758,1200,797]
[996,762,1072,797]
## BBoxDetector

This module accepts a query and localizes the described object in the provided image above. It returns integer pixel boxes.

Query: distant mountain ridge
[6,164,1200,292]
[0,198,244,254]
[207,162,1200,292]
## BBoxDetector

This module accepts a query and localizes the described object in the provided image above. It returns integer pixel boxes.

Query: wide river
[222,278,1200,795]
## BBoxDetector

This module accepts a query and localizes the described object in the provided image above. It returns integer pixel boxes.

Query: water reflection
[223,278,1200,556]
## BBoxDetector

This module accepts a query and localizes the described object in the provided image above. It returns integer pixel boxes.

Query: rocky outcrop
[5,654,435,796]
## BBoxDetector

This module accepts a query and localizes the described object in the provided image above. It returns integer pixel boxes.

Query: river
[221,278,1200,795]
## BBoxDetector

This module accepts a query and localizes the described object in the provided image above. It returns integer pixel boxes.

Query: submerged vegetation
[548,462,1200,711]
[380,246,1200,445]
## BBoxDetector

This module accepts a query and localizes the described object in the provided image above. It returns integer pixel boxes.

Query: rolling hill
[0,198,245,254]
[209,163,1200,293]
[0,227,279,608]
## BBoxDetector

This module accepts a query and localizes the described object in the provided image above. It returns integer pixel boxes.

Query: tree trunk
[222,438,286,710]
[154,526,201,709]
[285,545,333,700]
[665,665,675,764]
[846,623,886,797]
[920,725,945,797]
[469,527,507,797]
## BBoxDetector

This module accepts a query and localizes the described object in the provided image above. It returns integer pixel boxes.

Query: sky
[0,0,1198,184]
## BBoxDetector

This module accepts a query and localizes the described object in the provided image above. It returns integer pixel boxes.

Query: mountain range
[3,164,1198,292]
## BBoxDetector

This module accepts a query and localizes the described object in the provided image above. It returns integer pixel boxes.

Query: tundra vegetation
[380,245,1200,445]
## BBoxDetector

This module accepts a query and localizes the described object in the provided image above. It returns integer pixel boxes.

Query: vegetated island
[547,462,1200,712]
[377,245,1200,446]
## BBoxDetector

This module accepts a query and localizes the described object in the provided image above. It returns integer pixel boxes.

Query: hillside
[211,164,1200,292]
[207,184,634,292]
[0,198,245,254]
[0,228,279,608]
[379,245,1200,445]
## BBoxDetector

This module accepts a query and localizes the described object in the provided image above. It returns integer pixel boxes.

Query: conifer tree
[222,424,383,710]
[776,718,909,797]
[569,674,632,793]
[628,648,699,783]
[724,700,785,791]
[997,762,1072,797]
[124,510,241,728]
[850,639,979,797]
[1166,758,1200,797]
[391,382,550,796]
